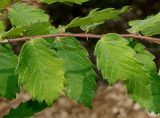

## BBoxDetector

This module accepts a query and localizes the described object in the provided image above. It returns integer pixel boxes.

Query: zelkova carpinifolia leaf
[3,3,57,39]
[128,12,160,36]
[0,45,19,99]
[8,3,49,27]
[66,6,129,31]
[17,39,65,105]
[52,37,96,107]
[94,33,150,84]
[95,33,160,113]
[125,43,160,113]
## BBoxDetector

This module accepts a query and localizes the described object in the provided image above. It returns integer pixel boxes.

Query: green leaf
[4,100,47,118]
[40,0,88,4]
[0,45,19,99]
[0,20,5,33]
[125,43,160,113]
[8,3,49,27]
[24,22,57,36]
[2,3,55,39]
[132,43,156,72]
[52,37,96,107]
[0,0,11,10]
[24,22,51,36]
[125,72,160,113]
[17,39,65,105]
[94,33,149,84]
[128,13,160,36]
[1,26,27,38]
[66,6,129,31]
[1,22,57,39]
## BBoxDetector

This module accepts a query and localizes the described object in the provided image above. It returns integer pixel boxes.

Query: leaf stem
[0,33,160,44]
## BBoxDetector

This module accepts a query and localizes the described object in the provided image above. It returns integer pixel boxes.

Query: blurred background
[2,0,160,118]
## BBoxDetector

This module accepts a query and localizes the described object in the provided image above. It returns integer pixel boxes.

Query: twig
[0,33,160,117]
[121,34,160,44]
[0,33,160,44]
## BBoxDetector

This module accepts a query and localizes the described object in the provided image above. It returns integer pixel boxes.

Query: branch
[0,33,160,44]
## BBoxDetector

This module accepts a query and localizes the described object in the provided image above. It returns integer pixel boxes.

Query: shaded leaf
[125,43,160,113]
[0,20,5,33]
[0,45,19,99]
[4,100,47,118]
[52,37,96,107]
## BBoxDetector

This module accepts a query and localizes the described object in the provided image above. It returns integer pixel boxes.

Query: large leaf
[8,3,49,27]
[128,13,160,36]
[4,100,47,118]
[40,0,88,4]
[66,6,129,31]
[52,37,96,107]
[125,43,160,113]
[17,39,65,105]
[0,45,19,99]
[94,33,149,84]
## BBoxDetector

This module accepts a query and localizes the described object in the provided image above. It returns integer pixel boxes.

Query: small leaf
[52,37,96,107]
[128,12,160,36]
[0,45,19,99]
[66,6,129,31]
[40,0,88,4]
[17,39,65,105]
[94,33,149,84]
[8,3,49,27]
[4,100,47,118]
